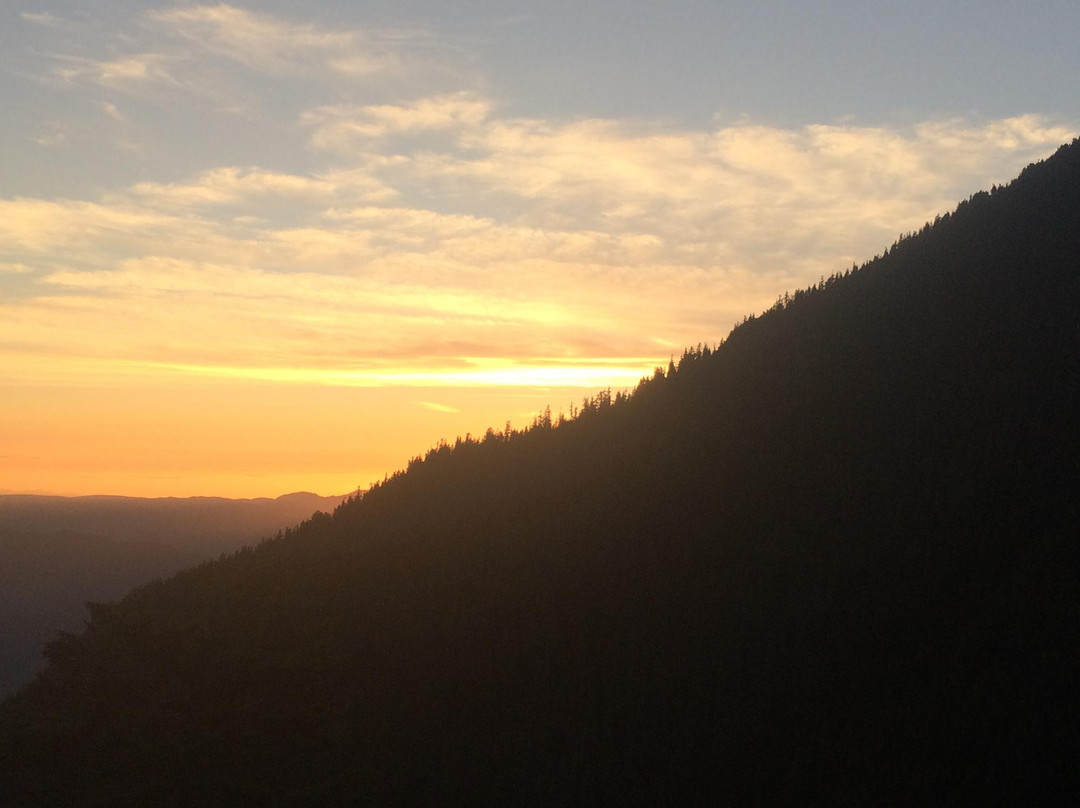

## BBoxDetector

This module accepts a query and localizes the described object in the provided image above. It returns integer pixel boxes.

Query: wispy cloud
[303,92,492,147]
[27,2,429,114]
[100,102,126,121]
[35,128,68,148]
[48,52,178,88]
[147,4,402,77]
[21,11,63,27]
[123,167,340,209]
[304,102,1072,276]
[0,198,213,258]
[401,112,1071,233]
[1,99,1074,394]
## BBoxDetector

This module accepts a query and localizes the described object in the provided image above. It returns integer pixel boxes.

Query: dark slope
[0,493,348,698]
[2,141,1079,806]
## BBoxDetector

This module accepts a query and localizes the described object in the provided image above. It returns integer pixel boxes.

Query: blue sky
[2,1,1077,496]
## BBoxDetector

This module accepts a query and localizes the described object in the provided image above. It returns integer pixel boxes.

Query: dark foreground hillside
[2,141,1079,806]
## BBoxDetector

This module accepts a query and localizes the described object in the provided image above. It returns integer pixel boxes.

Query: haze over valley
[0,492,347,697]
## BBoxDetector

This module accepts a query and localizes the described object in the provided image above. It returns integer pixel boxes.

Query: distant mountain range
[0,492,348,697]
[2,140,1079,805]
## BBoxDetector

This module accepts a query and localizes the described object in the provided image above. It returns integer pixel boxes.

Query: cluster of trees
[2,139,1078,806]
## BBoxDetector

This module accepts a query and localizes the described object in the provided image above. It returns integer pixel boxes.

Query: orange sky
[1,366,660,498]
[2,4,1075,498]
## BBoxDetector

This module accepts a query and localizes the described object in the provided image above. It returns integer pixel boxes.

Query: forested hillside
[2,140,1078,806]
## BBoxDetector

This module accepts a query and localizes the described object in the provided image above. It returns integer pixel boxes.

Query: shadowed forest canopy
[1,140,1079,806]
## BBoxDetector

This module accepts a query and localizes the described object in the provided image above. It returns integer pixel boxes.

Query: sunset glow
[2,2,1077,497]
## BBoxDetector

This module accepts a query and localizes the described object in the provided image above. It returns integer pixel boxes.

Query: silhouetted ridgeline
[0,492,350,557]
[2,140,1079,806]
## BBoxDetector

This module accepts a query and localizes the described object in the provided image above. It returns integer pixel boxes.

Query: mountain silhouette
[2,140,1078,806]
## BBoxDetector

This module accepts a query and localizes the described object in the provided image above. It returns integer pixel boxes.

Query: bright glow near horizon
[1,2,1078,497]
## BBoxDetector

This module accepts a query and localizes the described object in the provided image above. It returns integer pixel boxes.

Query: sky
[2,1,1078,498]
